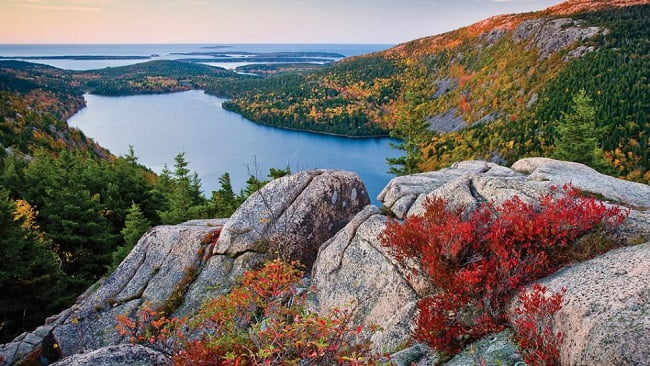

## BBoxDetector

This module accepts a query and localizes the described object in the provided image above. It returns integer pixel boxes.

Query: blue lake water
[67,90,400,203]
[0,44,392,70]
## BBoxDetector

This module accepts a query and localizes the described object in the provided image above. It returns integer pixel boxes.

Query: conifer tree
[22,151,118,288]
[108,203,151,273]
[387,116,430,176]
[552,90,612,171]
[209,173,240,218]
[157,153,208,224]
[0,189,62,342]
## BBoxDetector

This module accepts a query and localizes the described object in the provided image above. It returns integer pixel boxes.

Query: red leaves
[380,185,626,357]
[513,285,565,366]
[116,260,381,365]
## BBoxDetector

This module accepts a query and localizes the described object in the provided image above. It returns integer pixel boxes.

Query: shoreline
[82,89,395,141]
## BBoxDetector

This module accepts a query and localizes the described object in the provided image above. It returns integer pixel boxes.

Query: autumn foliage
[117,260,380,365]
[513,284,566,366]
[380,185,626,357]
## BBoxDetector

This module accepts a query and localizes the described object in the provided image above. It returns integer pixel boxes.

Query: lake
[67,90,400,203]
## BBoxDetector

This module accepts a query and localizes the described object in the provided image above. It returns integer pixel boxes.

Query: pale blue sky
[0,0,564,44]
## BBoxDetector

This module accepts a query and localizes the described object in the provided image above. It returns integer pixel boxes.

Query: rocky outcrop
[310,206,418,353]
[0,325,53,366]
[512,18,605,59]
[512,158,650,240]
[50,219,229,359]
[426,107,467,133]
[325,158,649,364]
[432,77,458,99]
[445,331,523,366]
[511,158,650,208]
[1,169,370,365]
[378,160,521,219]
[49,344,171,366]
[380,158,650,227]
[510,242,650,366]
[390,343,439,366]
[3,162,649,365]
[215,169,370,265]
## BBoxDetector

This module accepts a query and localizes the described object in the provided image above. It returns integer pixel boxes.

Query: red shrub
[379,185,626,357]
[117,260,381,366]
[513,284,565,366]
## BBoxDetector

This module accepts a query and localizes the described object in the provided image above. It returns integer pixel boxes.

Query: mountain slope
[213,0,649,182]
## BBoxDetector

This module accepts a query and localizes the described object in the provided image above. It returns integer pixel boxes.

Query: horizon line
[0,42,397,46]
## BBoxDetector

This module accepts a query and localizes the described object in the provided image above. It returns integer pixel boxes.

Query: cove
[67,90,400,203]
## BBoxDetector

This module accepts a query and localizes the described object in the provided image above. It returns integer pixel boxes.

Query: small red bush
[380,185,626,357]
[513,284,565,366]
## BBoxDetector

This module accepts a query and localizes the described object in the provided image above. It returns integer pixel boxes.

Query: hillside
[0,59,243,156]
[212,0,649,183]
[0,60,244,343]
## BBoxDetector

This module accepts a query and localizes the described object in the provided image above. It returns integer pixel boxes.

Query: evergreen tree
[102,147,158,227]
[209,173,240,218]
[21,151,119,289]
[0,189,62,342]
[387,116,430,176]
[268,167,291,179]
[157,153,208,224]
[108,203,151,273]
[239,175,267,199]
[552,90,612,171]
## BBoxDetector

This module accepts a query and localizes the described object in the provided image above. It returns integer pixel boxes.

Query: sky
[0,0,566,44]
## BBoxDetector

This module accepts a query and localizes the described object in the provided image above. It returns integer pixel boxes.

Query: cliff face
[1,160,649,365]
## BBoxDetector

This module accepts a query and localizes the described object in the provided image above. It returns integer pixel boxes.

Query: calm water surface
[67,90,399,203]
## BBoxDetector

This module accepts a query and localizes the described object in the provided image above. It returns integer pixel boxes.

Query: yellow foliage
[13,199,40,232]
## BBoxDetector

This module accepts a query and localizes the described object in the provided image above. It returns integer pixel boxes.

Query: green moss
[157,264,201,316]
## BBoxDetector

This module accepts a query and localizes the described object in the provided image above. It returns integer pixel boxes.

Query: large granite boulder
[215,169,370,266]
[49,344,171,366]
[51,219,229,359]
[311,206,418,353]
[380,158,650,237]
[510,242,650,366]
[378,160,520,219]
[511,157,650,208]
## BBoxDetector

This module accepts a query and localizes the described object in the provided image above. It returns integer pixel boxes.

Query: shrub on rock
[380,185,626,358]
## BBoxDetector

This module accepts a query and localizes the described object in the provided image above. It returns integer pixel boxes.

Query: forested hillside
[0,60,252,343]
[214,1,649,182]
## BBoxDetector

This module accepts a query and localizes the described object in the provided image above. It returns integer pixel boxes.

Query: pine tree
[209,173,240,218]
[552,90,612,171]
[239,175,267,199]
[22,151,119,288]
[387,116,431,176]
[157,153,208,224]
[108,203,151,273]
[268,167,291,179]
[0,189,62,342]
[387,89,432,176]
